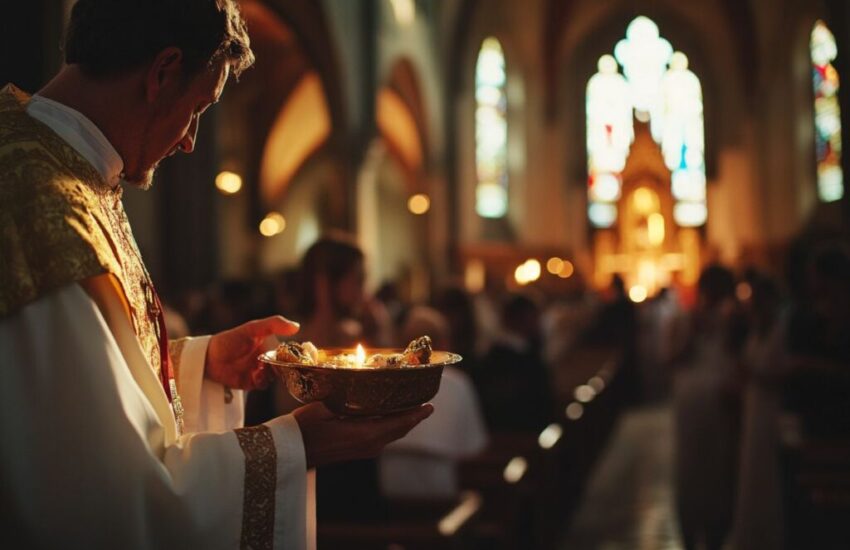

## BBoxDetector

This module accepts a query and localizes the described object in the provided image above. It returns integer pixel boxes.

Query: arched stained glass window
[475,37,508,218]
[811,21,844,203]
[586,16,706,228]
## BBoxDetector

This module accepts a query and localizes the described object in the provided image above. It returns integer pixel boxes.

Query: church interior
[7,0,850,547]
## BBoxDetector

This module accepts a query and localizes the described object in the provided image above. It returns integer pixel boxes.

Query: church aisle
[560,406,682,550]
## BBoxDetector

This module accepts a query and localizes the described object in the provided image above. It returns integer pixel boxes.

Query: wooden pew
[317,491,483,550]
[783,437,850,548]
[459,433,538,549]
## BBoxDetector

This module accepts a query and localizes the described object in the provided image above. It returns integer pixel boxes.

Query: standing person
[290,234,396,520]
[0,2,431,548]
[672,265,742,550]
[732,273,788,550]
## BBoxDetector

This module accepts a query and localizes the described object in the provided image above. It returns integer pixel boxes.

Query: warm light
[438,492,482,536]
[465,259,486,293]
[408,193,430,215]
[588,376,606,393]
[503,456,528,484]
[259,212,286,237]
[565,402,584,420]
[355,344,366,366]
[215,171,242,195]
[260,72,331,205]
[574,384,596,403]
[647,213,665,246]
[537,423,563,450]
[514,259,542,286]
[514,265,529,286]
[736,282,753,302]
[378,88,423,171]
[525,259,541,281]
[629,285,648,303]
[558,261,575,279]
[632,187,657,214]
[547,257,564,275]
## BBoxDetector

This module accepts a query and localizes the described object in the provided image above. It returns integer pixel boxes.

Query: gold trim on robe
[0,83,168,408]
[235,425,277,550]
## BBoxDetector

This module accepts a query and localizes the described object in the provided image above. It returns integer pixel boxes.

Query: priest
[0,1,432,548]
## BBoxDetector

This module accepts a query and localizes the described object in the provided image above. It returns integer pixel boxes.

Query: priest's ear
[145,47,185,104]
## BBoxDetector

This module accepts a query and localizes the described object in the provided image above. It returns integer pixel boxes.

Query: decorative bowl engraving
[260,348,462,416]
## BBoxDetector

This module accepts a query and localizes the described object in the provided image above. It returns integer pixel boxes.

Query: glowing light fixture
[514,259,542,286]
[215,171,242,195]
[537,423,563,450]
[503,457,528,484]
[547,257,564,275]
[558,260,575,279]
[438,492,481,536]
[588,376,606,393]
[565,402,584,420]
[259,212,286,237]
[629,285,648,303]
[408,193,430,215]
[647,213,665,246]
[574,384,596,403]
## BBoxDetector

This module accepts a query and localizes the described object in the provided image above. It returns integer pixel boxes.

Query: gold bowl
[259,348,462,416]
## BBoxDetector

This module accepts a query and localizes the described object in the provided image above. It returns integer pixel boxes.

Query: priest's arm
[0,279,308,549]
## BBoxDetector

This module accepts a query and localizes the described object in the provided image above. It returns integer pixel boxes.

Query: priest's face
[125,60,229,188]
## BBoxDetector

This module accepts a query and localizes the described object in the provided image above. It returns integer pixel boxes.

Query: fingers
[245,315,301,339]
[354,404,434,440]
[295,403,435,468]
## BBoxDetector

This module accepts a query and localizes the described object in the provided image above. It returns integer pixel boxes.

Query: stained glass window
[475,37,508,218]
[811,21,844,203]
[586,16,707,228]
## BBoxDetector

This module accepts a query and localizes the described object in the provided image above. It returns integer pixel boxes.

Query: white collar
[26,94,124,188]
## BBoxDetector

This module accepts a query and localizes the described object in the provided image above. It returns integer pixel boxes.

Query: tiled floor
[560,406,683,550]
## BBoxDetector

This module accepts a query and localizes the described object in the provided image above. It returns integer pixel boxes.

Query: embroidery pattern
[0,84,176,419]
[168,338,190,380]
[235,425,277,550]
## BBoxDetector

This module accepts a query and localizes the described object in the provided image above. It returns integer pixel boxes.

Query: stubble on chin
[123,165,157,190]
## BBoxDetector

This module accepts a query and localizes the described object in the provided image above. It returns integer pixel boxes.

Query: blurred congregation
[6,0,850,548]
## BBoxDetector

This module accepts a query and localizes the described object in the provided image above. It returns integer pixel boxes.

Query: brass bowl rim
[259,348,462,372]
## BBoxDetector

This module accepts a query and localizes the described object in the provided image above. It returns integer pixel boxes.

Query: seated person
[379,307,488,499]
[476,293,554,433]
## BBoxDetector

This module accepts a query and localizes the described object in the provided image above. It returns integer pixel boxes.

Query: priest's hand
[293,402,434,469]
[205,316,300,390]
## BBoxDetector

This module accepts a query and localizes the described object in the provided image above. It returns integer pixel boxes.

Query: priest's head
[59,0,255,189]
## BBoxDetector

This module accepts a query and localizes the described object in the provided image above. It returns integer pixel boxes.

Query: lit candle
[355,343,366,367]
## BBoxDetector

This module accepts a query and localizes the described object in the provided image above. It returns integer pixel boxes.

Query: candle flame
[355,344,366,365]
